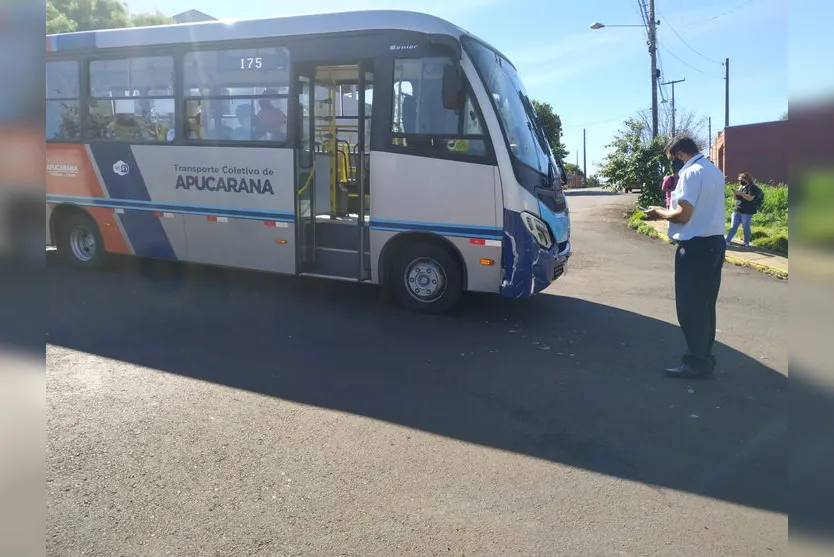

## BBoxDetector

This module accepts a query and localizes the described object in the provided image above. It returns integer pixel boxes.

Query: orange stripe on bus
[46,144,106,198]
[86,207,130,255]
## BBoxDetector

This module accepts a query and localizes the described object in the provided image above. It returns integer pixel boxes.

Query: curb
[628,213,789,279]
[724,255,789,280]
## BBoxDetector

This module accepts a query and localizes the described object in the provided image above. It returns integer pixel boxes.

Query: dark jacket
[733,182,762,215]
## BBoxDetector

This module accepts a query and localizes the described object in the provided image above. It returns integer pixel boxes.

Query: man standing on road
[645,137,726,379]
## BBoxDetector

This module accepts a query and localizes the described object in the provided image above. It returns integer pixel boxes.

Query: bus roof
[46,9,478,53]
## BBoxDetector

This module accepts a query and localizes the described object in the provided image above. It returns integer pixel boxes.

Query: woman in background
[661,156,684,208]
[726,172,762,248]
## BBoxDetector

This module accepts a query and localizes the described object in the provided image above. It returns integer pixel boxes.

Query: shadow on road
[45,254,787,517]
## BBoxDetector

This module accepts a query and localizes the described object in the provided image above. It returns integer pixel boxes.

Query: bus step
[315,221,369,251]
[313,247,370,278]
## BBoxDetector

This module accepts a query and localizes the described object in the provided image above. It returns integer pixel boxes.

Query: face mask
[672,157,684,173]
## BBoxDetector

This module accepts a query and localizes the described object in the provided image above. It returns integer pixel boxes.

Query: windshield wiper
[518,92,556,185]
[518,92,551,155]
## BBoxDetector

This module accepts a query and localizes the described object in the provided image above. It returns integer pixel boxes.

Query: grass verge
[627,209,665,241]
[626,207,788,278]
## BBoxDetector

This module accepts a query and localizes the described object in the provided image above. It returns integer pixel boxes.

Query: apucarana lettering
[175,174,274,195]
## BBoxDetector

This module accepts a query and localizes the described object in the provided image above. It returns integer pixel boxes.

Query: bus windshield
[464,38,551,178]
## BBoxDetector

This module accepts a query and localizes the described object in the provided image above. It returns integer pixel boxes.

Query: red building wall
[711,120,788,185]
[565,173,583,188]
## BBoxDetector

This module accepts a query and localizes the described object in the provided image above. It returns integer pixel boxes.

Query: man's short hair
[666,136,700,156]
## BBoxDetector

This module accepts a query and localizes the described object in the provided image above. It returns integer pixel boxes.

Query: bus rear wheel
[56,212,106,270]
[391,242,463,314]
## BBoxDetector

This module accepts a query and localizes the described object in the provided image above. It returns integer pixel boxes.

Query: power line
[657,49,668,103]
[635,0,649,29]
[635,0,651,43]
[659,11,722,64]
[685,0,763,27]
[659,43,723,78]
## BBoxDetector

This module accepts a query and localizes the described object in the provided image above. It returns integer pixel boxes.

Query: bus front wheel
[56,212,106,270]
[391,242,463,314]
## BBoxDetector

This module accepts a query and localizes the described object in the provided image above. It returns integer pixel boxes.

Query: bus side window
[182,47,290,144]
[46,60,81,142]
[391,57,488,160]
[86,56,176,142]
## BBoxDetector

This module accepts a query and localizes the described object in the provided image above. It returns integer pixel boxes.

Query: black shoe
[664,364,714,379]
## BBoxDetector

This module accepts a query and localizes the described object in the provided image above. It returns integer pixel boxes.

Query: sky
[125,0,796,175]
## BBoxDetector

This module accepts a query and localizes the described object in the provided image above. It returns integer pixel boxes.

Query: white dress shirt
[668,154,726,241]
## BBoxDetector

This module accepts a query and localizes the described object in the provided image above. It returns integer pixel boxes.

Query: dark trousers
[674,235,726,372]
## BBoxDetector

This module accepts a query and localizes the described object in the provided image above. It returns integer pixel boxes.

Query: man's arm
[645,166,700,223]
[646,201,694,224]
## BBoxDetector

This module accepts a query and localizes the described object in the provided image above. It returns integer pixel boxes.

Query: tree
[47,0,173,34]
[131,11,176,28]
[563,162,583,177]
[597,118,669,206]
[636,104,709,151]
[47,1,77,33]
[779,111,788,120]
[531,100,568,161]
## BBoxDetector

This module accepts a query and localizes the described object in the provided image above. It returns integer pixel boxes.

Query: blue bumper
[500,207,571,298]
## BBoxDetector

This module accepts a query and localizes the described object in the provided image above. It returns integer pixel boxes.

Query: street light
[590,2,660,139]
[589,22,644,29]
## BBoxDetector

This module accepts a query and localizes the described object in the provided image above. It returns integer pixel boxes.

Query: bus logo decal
[113,161,130,176]
[46,162,79,177]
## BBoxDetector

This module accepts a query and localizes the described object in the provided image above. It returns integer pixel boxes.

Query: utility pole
[660,78,685,136]
[582,128,587,186]
[724,57,730,128]
[708,116,712,157]
[649,0,659,138]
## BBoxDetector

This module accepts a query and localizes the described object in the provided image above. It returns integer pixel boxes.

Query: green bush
[627,209,646,229]
[756,233,788,253]
[794,171,834,247]
[627,209,665,240]
[750,229,769,242]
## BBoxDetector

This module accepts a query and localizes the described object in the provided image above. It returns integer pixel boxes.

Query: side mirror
[442,64,465,110]
[556,161,567,186]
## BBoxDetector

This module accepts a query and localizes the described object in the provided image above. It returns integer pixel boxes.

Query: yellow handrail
[297,167,315,195]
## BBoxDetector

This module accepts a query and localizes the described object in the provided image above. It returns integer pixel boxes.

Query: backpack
[753,185,765,211]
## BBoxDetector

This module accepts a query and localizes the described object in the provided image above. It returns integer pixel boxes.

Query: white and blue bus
[45,10,571,313]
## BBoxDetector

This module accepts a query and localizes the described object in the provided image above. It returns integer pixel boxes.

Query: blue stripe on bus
[48,194,502,240]
[46,194,295,222]
[88,144,176,260]
[55,31,97,52]
[369,218,503,240]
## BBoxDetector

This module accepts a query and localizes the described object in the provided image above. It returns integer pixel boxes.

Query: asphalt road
[45,189,788,556]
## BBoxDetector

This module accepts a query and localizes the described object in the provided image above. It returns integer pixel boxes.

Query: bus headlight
[521,212,553,250]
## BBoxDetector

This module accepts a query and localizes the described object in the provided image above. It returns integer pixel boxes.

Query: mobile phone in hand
[638,206,650,212]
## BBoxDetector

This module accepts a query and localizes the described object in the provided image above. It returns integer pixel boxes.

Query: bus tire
[391,242,463,314]
[56,212,106,270]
